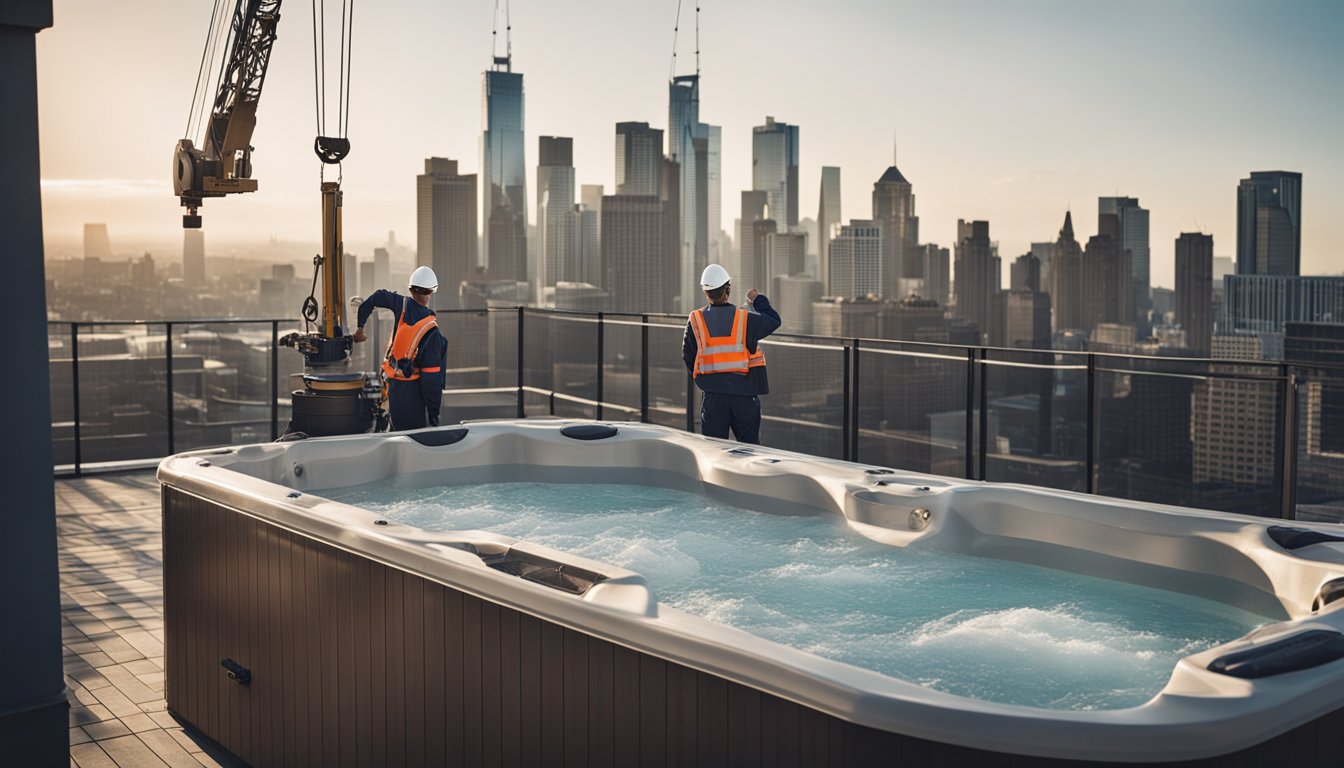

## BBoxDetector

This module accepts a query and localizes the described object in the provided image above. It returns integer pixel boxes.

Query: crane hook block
[314,136,351,165]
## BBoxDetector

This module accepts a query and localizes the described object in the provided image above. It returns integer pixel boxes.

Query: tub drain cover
[410,427,469,447]
[561,424,619,441]
[1207,630,1344,679]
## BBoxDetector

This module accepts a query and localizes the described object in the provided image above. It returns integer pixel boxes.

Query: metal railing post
[640,315,650,423]
[978,348,989,481]
[686,370,695,433]
[270,320,280,440]
[71,322,81,477]
[596,312,605,421]
[1278,364,1299,520]
[850,339,861,463]
[964,347,976,480]
[165,322,175,455]
[842,344,851,462]
[1086,353,1097,494]
[516,307,525,418]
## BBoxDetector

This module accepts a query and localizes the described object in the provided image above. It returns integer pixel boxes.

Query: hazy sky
[36,0,1344,287]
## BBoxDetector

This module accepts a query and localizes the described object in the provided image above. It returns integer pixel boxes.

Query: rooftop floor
[57,472,243,768]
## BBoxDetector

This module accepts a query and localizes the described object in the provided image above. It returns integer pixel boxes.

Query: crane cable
[184,0,225,140]
[312,0,355,175]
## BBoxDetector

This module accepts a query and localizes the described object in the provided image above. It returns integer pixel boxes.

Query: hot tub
[157,419,1344,766]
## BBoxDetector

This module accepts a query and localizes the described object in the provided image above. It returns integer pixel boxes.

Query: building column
[0,2,66,765]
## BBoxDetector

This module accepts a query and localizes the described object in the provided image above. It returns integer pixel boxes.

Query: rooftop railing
[47,309,1344,523]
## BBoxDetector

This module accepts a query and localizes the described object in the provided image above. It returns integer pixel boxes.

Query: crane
[173,0,375,435]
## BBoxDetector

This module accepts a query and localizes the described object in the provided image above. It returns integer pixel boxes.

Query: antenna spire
[695,4,701,77]
[670,0,682,80]
[491,0,512,71]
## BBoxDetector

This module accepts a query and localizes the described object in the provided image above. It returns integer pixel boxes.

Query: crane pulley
[173,0,355,228]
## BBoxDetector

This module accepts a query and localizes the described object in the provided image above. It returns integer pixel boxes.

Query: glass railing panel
[172,321,285,452]
[435,310,514,423]
[857,341,969,476]
[982,348,1087,492]
[1097,357,1283,517]
[48,324,77,468]
[757,336,845,459]
[646,317,695,431]
[600,316,645,421]
[1292,364,1344,523]
[537,313,599,419]
[72,323,169,464]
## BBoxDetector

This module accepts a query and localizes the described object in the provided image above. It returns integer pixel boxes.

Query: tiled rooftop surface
[58,472,244,768]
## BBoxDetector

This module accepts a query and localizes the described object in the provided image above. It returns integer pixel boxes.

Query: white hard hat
[409,265,438,291]
[700,264,731,290]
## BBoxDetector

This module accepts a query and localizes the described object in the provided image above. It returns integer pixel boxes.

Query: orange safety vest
[689,305,766,376]
[382,302,440,381]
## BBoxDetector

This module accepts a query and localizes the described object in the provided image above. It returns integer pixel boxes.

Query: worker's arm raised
[353,290,402,339]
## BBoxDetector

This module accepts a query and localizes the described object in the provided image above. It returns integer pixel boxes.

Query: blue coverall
[682,294,782,444]
[357,290,447,431]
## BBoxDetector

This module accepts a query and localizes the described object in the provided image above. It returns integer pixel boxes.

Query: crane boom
[173,0,282,228]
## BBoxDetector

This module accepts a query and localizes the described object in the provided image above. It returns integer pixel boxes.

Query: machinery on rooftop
[174,0,380,436]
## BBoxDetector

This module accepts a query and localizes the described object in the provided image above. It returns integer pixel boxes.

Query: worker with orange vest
[351,266,447,430]
[683,264,781,444]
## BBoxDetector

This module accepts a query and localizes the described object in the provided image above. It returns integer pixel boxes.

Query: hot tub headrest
[1267,525,1344,551]
[560,424,619,441]
[1207,629,1344,679]
[409,427,470,447]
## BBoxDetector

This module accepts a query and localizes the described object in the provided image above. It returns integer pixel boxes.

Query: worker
[683,264,781,444]
[351,265,447,430]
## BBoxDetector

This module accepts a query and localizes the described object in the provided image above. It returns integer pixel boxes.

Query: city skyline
[35,0,1344,289]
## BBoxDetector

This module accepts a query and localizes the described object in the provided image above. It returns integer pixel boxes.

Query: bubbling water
[324,480,1267,710]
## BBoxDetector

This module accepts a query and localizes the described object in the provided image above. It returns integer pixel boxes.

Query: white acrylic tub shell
[157,419,1344,763]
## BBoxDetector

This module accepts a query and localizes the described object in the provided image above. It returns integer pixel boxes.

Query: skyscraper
[738,190,769,296]
[601,195,663,314]
[1237,170,1302,276]
[83,223,112,260]
[182,229,205,285]
[763,231,806,285]
[1003,289,1052,350]
[1082,226,1131,338]
[1192,335,1277,486]
[873,166,919,299]
[1175,232,1214,355]
[706,123,723,266]
[921,244,950,308]
[953,219,996,341]
[372,247,390,291]
[1010,251,1041,293]
[752,117,799,231]
[417,158,477,309]
[614,122,663,196]
[828,220,883,299]
[577,185,603,287]
[1051,211,1084,332]
[1099,196,1150,327]
[669,74,715,312]
[482,57,526,288]
[660,157,681,314]
[775,274,823,335]
[537,136,578,294]
[817,167,842,295]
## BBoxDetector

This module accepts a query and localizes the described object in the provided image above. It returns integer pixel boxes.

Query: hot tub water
[323,480,1267,710]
